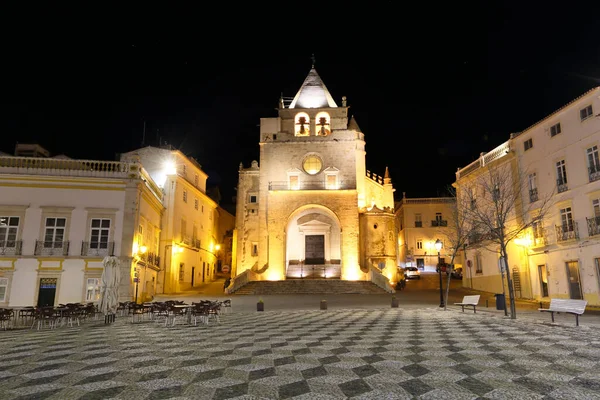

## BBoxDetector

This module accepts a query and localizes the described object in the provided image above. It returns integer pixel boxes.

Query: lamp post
[434,239,444,308]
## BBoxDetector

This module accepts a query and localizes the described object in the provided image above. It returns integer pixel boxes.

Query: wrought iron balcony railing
[81,241,114,257]
[140,251,160,267]
[586,216,600,237]
[431,220,448,227]
[532,227,548,247]
[557,179,568,193]
[529,188,538,203]
[35,240,70,256]
[589,166,600,183]
[0,240,22,256]
[268,180,354,191]
[414,221,422,228]
[555,222,579,242]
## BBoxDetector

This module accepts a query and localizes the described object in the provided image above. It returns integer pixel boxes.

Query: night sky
[3,4,599,206]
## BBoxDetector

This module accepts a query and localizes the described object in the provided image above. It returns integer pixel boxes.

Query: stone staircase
[231,279,389,295]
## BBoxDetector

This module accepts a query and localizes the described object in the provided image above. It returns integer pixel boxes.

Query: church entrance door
[305,235,325,264]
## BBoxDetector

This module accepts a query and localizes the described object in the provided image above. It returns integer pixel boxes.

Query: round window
[303,155,322,175]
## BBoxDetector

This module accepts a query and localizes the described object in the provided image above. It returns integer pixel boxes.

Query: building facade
[233,67,397,287]
[395,193,464,273]
[0,150,164,307]
[455,86,600,305]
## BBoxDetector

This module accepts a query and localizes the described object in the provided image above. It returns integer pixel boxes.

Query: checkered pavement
[1,308,600,399]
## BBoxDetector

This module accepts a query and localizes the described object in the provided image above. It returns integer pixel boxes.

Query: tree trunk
[501,245,517,319]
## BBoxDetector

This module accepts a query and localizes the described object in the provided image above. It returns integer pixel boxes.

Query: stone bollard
[320,300,327,310]
[391,296,399,308]
[257,300,264,312]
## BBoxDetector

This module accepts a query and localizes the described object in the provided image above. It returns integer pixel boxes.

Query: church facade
[233,67,397,286]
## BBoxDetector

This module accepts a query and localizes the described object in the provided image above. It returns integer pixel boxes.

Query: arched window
[315,112,331,136]
[302,154,322,175]
[294,112,310,136]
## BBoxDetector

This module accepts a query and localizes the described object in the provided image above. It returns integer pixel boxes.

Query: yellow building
[231,66,397,290]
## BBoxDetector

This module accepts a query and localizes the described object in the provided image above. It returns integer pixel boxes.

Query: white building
[0,148,164,307]
[232,66,397,290]
[455,86,600,305]
[395,193,463,273]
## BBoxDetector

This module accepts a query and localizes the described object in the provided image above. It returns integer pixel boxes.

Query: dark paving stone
[13,389,63,400]
[274,356,296,366]
[76,371,121,385]
[193,368,224,382]
[291,348,311,355]
[37,355,68,362]
[402,364,430,377]
[306,342,323,347]
[271,342,287,348]
[362,354,385,364]
[572,378,600,391]
[78,386,126,400]
[318,356,340,365]
[27,362,70,372]
[406,340,424,346]
[228,357,253,367]
[79,361,116,371]
[20,375,66,386]
[352,364,379,378]
[234,342,253,349]
[448,353,471,363]
[212,349,234,356]
[503,363,530,376]
[513,377,555,395]
[374,340,391,346]
[488,353,513,362]
[177,358,206,367]
[367,346,388,354]
[399,378,432,396]
[405,354,427,363]
[279,380,311,399]
[248,366,276,381]
[137,370,173,382]
[454,363,481,376]
[213,382,248,400]
[444,345,464,353]
[147,385,184,400]
[528,353,557,363]
[330,347,350,355]
[338,378,372,398]
[458,377,495,396]
[302,365,328,380]
[252,349,273,356]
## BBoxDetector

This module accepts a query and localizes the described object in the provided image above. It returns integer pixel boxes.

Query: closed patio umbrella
[99,255,120,323]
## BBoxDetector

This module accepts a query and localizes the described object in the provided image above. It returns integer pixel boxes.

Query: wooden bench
[538,298,587,326]
[454,295,480,313]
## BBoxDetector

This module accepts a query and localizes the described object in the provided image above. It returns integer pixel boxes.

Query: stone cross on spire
[311,53,316,68]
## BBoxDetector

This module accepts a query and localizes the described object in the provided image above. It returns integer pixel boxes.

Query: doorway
[37,278,57,307]
[565,261,582,299]
[305,235,325,264]
[416,258,424,270]
[538,265,548,297]
[191,266,195,287]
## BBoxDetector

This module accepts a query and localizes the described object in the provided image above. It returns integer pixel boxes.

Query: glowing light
[140,245,148,254]
[514,236,532,247]
[164,160,177,175]
[215,244,221,251]
[132,242,139,255]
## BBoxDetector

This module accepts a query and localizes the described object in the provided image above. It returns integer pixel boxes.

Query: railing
[0,240,22,256]
[140,252,160,267]
[81,241,115,257]
[532,227,548,247]
[0,156,134,178]
[414,221,422,227]
[431,220,448,227]
[191,238,201,249]
[397,197,454,206]
[589,166,600,183]
[557,179,568,193]
[225,269,259,294]
[286,264,341,279]
[586,217,600,237]
[529,188,538,203]
[555,223,579,242]
[269,180,354,191]
[366,170,384,185]
[368,265,395,293]
[34,240,70,256]
[456,141,511,180]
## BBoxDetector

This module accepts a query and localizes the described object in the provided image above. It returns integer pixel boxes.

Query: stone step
[232,279,388,295]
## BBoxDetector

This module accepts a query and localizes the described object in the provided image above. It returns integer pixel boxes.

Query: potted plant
[320,299,327,310]
[391,295,399,308]
[257,298,264,312]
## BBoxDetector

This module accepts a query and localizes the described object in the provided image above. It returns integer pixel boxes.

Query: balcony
[140,252,160,267]
[268,180,353,191]
[586,216,600,237]
[81,241,115,257]
[0,240,22,256]
[414,221,422,228]
[532,228,548,247]
[529,188,538,203]
[0,156,134,178]
[555,223,579,242]
[431,220,448,227]
[589,166,600,183]
[557,179,568,193]
[35,240,70,256]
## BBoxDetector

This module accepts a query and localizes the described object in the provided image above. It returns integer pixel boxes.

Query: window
[326,174,337,189]
[183,190,187,203]
[194,174,199,186]
[594,199,600,217]
[532,219,543,239]
[182,164,186,175]
[179,263,185,281]
[416,240,423,250]
[560,207,574,232]
[528,173,538,202]
[595,258,600,293]
[90,219,110,249]
[315,112,331,136]
[415,214,422,227]
[580,105,594,121]
[0,277,8,302]
[44,217,66,246]
[435,213,442,223]
[289,175,299,190]
[251,243,258,256]
[556,160,567,191]
[181,219,187,239]
[86,278,100,301]
[475,253,483,274]
[294,112,310,136]
[194,198,199,210]
[302,155,322,175]
[249,195,257,203]
[550,123,561,137]
[0,216,19,247]
[524,138,533,151]
[587,145,600,174]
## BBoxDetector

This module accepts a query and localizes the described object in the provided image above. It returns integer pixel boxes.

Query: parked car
[405,266,421,279]
[451,267,463,279]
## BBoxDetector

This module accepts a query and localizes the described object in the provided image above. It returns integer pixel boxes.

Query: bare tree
[459,160,554,319]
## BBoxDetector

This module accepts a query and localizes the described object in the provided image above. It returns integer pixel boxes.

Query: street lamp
[434,239,444,308]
